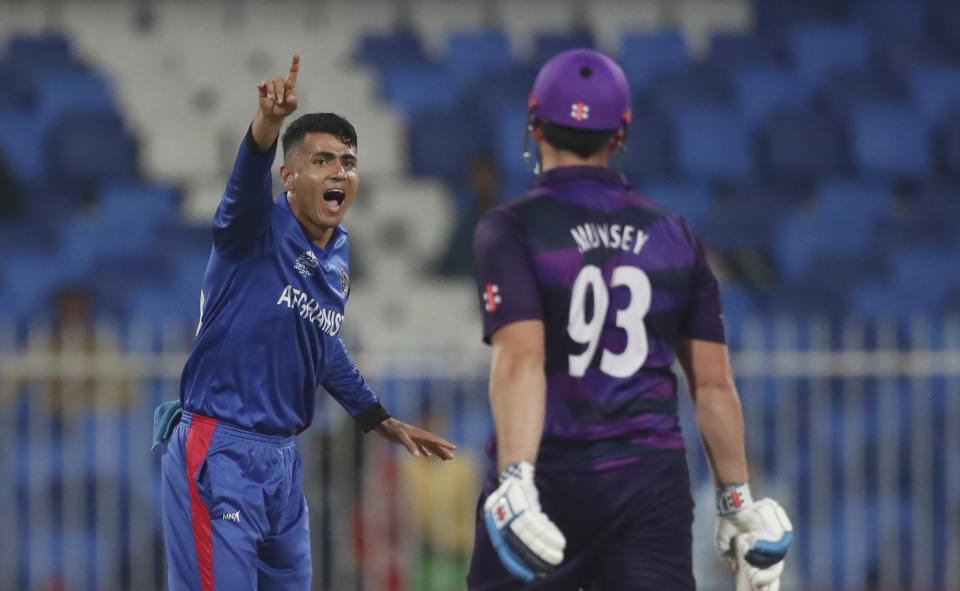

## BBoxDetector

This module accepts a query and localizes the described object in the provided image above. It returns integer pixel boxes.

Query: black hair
[538,120,617,159]
[282,113,358,161]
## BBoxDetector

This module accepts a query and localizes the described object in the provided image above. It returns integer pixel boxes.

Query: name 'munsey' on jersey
[276,284,344,336]
[570,222,650,254]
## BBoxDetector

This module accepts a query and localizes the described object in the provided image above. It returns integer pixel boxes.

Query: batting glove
[715,484,793,591]
[483,461,566,581]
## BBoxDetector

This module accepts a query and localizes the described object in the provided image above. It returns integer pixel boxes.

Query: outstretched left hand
[374,417,457,460]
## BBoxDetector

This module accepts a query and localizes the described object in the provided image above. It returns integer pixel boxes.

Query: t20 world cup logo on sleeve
[341,268,350,298]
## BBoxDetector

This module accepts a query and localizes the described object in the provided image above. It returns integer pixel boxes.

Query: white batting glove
[483,461,566,581]
[715,484,793,591]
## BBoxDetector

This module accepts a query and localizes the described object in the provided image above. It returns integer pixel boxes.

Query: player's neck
[538,148,608,173]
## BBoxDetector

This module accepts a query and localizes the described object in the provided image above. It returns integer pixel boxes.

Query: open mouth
[323,189,345,212]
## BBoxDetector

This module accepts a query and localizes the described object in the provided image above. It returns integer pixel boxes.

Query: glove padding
[715,485,793,591]
[483,461,566,582]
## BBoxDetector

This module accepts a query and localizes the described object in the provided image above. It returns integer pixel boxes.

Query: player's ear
[606,130,624,156]
[280,165,295,191]
[531,125,545,144]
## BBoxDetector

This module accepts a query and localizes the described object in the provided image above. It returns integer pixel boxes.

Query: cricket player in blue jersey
[156,54,456,591]
[467,49,793,590]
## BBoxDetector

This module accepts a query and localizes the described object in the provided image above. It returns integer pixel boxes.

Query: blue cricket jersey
[179,128,389,436]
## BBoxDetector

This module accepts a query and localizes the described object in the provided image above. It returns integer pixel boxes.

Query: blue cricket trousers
[161,411,311,591]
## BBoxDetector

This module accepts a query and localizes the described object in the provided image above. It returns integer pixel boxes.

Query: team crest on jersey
[340,268,350,297]
[483,283,501,312]
[294,250,319,277]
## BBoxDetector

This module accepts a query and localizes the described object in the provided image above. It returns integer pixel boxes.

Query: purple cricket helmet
[528,48,632,131]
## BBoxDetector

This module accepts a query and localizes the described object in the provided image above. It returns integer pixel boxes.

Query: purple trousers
[467,450,695,591]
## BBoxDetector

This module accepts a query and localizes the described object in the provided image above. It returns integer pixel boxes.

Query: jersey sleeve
[321,337,390,432]
[679,220,726,344]
[212,125,277,259]
[473,207,543,344]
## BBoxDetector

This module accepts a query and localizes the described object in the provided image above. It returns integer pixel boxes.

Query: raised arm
[213,54,300,258]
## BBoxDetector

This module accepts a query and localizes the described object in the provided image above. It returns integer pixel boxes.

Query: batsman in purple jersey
[468,49,793,591]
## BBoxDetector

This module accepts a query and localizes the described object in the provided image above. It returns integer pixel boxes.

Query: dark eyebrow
[311,151,357,163]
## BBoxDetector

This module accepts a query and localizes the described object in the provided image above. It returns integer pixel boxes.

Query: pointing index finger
[286,53,300,88]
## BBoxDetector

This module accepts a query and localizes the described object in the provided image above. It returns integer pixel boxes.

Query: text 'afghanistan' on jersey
[473,165,725,470]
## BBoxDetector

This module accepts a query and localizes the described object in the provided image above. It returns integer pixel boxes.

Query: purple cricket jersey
[473,165,725,471]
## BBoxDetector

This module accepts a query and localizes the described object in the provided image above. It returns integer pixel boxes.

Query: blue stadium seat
[937,112,960,178]
[674,108,753,180]
[814,180,893,223]
[493,104,532,176]
[150,221,212,256]
[621,106,672,180]
[875,32,951,77]
[0,252,85,318]
[648,65,729,114]
[445,31,513,87]
[709,32,782,71]
[640,181,711,228]
[0,109,46,182]
[532,29,594,66]
[408,107,487,182]
[355,30,426,69]
[775,181,893,280]
[851,0,926,34]
[734,66,811,130]
[911,66,960,127]
[817,69,907,116]
[758,107,847,180]
[97,182,178,226]
[6,33,72,66]
[851,105,931,180]
[790,24,871,85]
[35,72,116,124]
[380,64,460,112]
[58,216,154,272]
[43,110,138,187]
[619,31,687,90]
[698,184,788,251]
[88,254,171,318]
[128,285,201,325]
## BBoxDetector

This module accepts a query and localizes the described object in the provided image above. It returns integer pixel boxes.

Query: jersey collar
[531,165,630,189]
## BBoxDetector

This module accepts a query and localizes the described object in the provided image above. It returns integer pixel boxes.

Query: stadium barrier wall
[0,315,957,591]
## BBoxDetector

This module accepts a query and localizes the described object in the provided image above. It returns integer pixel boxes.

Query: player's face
[282,132,358,238]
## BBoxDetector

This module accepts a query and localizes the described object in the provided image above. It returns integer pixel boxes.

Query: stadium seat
[790,24,871,85]
[97,182,178,227]
[910,66,960,127]
[708,32,782,71]
[0,109,46,182]
[35,72,115,121]
[758,107,847,181]
[850,0,926,34]
[6,33,73,66]
[874,32,949,77]
[531,29,595,66]
[493,104,533,176]
[817,69,907,116]
[619,31,687,90]
[648,64,729,114]
[445,31,513,86]
[734,66,811,129]
[380,64,460,113]
[851,105,931,180]
[674,108,753,180]
[43,110,138,187]
[355,30,426,70]
[936,112,960,178]
[408,107,487,183]
[59,216,154,272]
[699,183,797,251]
[775,181,893,280]
[620,106,673,180]
[640,181,711,228]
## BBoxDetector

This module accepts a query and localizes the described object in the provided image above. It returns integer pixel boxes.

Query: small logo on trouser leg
[222,510,240,523]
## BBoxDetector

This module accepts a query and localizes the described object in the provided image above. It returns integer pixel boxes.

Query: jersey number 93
[567,265,652,378]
